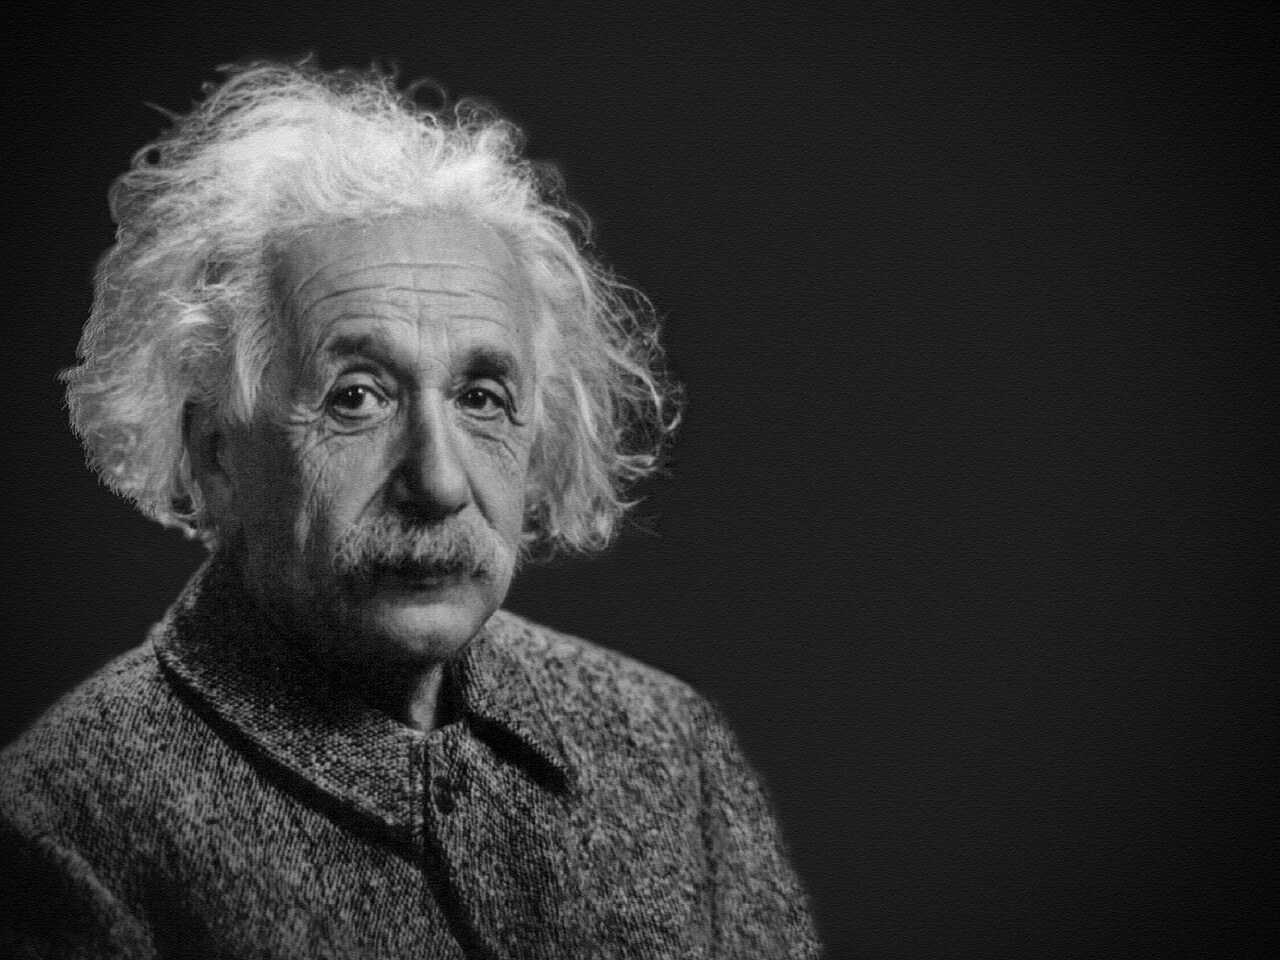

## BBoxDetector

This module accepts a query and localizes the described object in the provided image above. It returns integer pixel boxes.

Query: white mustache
[332,516,500,581]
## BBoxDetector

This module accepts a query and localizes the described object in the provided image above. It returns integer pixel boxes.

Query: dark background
[5,11,1275,958]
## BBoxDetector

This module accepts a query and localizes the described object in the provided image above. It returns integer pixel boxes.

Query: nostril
[391,460,470,522]
[393,497,458,526]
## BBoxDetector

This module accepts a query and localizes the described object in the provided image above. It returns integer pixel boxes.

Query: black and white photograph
[2,11,1274,958]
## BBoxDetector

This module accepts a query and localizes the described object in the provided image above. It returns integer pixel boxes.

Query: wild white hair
[64,62,678,556]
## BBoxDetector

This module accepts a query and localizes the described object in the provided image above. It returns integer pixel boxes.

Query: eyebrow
[322,332,387,363]
[319,332,524,385]
[462,345,522,382]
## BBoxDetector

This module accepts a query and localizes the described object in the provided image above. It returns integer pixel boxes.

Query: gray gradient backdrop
[4,11,1275,958]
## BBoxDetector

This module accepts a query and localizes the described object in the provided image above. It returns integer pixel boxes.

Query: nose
[390,394,471,522]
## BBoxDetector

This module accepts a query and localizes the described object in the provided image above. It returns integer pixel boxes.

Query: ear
[182,401,236,524]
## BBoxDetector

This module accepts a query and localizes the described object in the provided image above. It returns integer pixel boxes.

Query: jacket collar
[154,556,576,840]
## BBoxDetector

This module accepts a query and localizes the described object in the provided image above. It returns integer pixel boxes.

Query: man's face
[221,212,537,668]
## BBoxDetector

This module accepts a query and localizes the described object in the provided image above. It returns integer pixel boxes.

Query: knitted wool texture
[1,559,821,958]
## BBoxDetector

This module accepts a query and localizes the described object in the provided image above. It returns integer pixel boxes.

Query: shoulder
[0,644,187,955]
[0,639,197,838]
[487,609,719,746]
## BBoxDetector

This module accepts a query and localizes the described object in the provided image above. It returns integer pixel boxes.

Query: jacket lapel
[153,557,428,846]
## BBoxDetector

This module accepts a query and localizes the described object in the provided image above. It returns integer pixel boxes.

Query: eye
[326,380,391,423]
[458,386,509,419]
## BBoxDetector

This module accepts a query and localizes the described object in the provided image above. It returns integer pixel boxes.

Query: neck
[354,662,453,735]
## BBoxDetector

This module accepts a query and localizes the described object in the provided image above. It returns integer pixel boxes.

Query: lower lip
[379,571,465,592]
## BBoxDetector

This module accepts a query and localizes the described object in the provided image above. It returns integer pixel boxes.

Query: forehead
[274,211,534,361]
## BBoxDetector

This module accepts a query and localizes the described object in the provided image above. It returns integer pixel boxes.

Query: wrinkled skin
[191,212,537,725]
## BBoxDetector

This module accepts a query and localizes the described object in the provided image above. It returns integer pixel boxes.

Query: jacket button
[433,776,455,815]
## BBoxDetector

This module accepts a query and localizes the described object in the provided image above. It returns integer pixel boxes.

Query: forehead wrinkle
[301,312,525,375]
[299,284,492,314]
[287,257,518,305]
[293,281,520,361]
[303,306,516,352]
[305,285,515,309]
[291,281,521,331]
[278,216,536,387]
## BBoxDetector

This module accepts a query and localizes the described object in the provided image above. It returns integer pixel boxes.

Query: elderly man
[0,63,819,958]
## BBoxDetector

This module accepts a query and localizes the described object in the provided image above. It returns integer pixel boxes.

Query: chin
[344,591,494,666]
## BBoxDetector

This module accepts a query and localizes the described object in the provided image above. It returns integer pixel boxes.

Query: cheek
[286,430,383,552]
[476,432,533,535]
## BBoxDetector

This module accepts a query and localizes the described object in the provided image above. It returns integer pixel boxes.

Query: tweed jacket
[1,559,821,958]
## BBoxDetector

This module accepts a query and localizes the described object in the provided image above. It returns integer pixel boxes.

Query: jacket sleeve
[695,698,824,958]
[0,822,155,960]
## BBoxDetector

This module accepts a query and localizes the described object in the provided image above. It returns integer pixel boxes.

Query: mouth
[372,560,473,591]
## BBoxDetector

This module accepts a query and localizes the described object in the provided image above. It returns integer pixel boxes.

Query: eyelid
[454,370,504,395]
[466,378,516,412]
[464,383,529,429]
[331,365,391,388]
[329,368,398,399]
[324,371,396,428]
